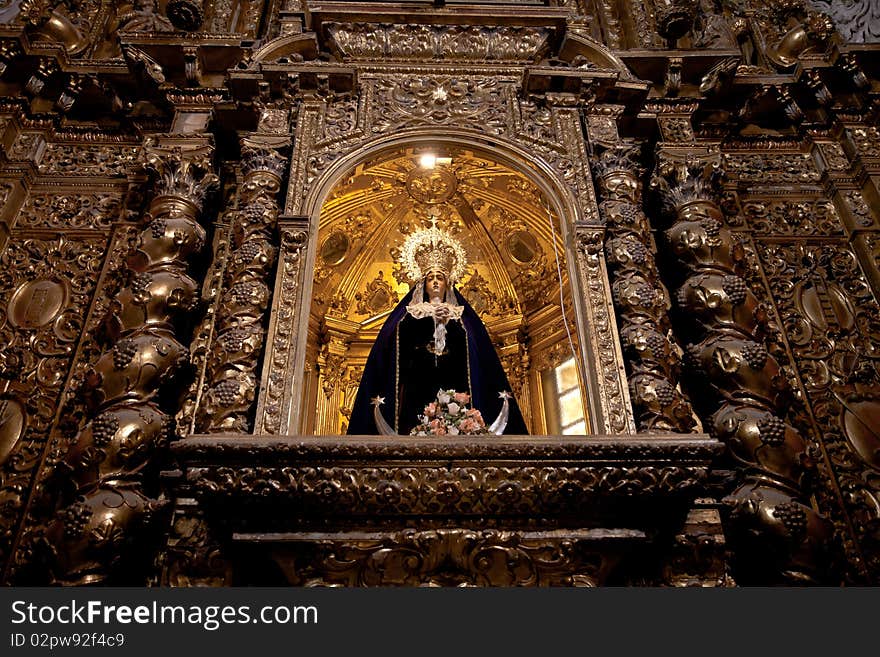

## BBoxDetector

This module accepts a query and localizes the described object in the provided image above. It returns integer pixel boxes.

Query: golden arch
[283,128,611,436]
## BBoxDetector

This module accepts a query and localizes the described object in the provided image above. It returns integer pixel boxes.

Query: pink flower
[424,402,438,417]
[428,418,447,435]
[459,418,477,433]
[454,392,470,404]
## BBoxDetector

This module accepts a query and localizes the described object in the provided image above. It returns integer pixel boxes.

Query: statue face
[425,270,447,301]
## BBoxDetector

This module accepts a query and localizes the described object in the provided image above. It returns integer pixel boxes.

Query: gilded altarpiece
[0,0,876,586]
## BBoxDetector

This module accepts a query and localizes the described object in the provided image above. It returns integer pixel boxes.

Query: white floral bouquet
[410,389,491,436]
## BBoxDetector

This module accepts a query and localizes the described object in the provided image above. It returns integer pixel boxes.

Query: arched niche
[289,131,606,437]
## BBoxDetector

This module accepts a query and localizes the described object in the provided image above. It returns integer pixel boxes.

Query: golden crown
[399,222,467,284]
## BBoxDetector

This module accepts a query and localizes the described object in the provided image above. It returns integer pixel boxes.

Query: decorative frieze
[327,23,550,62]
[38,144,140,177]
[722,152,821,184]
[370,75,511,136]
[16,193,123,230]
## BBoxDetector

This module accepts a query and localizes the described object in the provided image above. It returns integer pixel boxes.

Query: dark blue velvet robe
[347,286,529,435]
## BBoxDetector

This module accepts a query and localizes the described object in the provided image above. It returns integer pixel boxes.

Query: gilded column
[197,142,287,433]
[593,145,699,433]
[653,151,832,584]
[24,136,218,585]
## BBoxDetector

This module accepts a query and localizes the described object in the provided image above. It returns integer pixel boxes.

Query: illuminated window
[543,357,586,435]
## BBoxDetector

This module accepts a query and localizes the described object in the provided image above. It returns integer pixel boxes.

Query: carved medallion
[7,279,69,329]
[507,230,539,265]
[405,167,457,204]
[319,231,349,266]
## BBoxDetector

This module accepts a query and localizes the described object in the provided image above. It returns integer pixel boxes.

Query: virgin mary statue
[347,222,528,436]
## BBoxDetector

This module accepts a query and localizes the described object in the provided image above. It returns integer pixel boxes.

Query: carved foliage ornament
[0,236,106,571]
[757,241,880,579]
[17,193,123,230]
[371,76,509,136]
[269,529,623,587]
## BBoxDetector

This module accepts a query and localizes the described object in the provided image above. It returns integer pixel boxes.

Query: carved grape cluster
[722,275,748,306]
[234,241,263,265]
[149,217,168,240]
[218,327,254,353]
[741,342,768,369]
[684,344,703,374]
[611,204,642,228]
[228,282,261,306]
[211,379,242,406]
[609,238,648,266]
[757,415,786,446]
[130,272,152,302]
[655,381,677,406]
[645,331,668,356]
[773,502,807,541]
[635,283,659,308]
[240,197,276,227]
[61,502,92,538]
[675,285,689,309]
[700,217,722,237]
[91,412,120,447]
[112,338,138,370]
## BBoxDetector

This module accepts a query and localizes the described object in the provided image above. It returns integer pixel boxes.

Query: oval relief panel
[8,278,69,329]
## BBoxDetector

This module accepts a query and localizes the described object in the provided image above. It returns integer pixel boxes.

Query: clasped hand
[432,304,451,323]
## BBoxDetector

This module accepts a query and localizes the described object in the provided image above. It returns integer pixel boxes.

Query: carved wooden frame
[255,126,636,436]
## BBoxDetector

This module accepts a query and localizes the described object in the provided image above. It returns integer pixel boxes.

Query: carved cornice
[175,434,721,465]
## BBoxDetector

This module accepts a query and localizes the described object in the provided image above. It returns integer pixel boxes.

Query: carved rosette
[26,138,219,585]
[197,144,287,433]
[653,153,831,583]
[593,146,698,433]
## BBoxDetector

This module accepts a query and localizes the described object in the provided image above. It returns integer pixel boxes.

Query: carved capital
[656,1,697,42]
[593,145,643,202]
[240,145,288,194]
[165,0,204,32]
[652,149,723,217]
[142,137,219,215]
